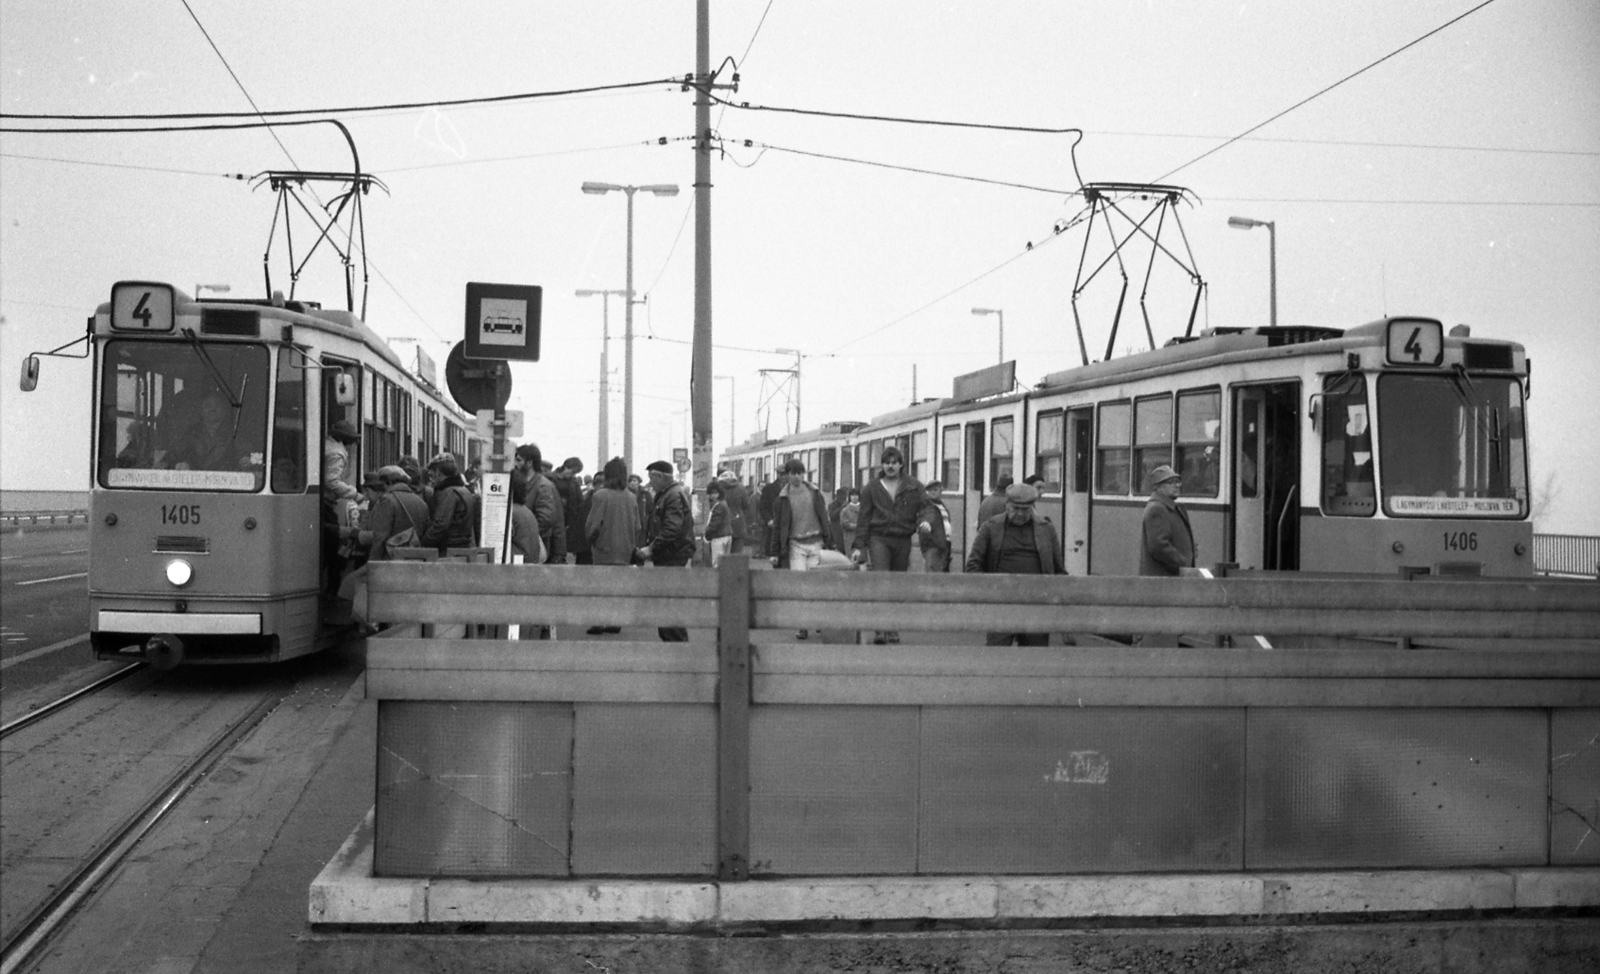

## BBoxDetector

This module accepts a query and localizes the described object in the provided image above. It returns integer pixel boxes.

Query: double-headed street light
[582,181,680,468]
[576,288,629,465]
[1227,216,1277,329]
[971,307,1004,364]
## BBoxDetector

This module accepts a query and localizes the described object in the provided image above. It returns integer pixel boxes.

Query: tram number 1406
[1443,531,1478,552]
[161,504,202,526]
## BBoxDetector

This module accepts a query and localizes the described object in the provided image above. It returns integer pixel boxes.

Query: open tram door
[1231,383,1300,570]
[320,360,361,599]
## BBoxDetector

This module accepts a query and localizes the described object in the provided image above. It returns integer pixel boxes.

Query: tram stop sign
[464,282,541,362]
[444,341,513,414]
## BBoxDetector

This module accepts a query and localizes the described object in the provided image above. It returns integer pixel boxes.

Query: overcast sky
[2,0,1596,533]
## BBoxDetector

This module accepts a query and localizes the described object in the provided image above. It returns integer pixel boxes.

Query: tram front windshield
[1378,373,1527,518]
[98,340,270,491]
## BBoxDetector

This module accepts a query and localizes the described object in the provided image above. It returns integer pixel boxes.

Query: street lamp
[1227,216,1277,329]
[576,288,629,465]
[582,181,680,468]
[774,348,803,433]
[195,283,230,300]
[971,308,1004,364]
[715,374,735,448]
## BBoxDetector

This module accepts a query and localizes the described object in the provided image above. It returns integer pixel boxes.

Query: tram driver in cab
[168,390,253,471]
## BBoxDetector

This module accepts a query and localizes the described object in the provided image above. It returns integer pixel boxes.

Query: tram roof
[1035,325,1346,392]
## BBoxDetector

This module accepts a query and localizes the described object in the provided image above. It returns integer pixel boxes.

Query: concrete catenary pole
[691,0,713,491]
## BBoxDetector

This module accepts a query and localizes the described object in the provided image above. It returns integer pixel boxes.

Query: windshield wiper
[180,328,241,408]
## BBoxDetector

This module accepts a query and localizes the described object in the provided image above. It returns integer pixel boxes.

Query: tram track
[0,672,297,974]
[0,664,144,741]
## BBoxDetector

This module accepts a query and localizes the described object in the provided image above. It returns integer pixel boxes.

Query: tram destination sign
[464,282,542,362]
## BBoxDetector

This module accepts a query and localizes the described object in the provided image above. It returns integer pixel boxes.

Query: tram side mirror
[333,373,356,406]
[19,355,40,392]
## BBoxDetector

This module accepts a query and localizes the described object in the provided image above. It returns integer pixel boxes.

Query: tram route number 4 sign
[464,282,542,362]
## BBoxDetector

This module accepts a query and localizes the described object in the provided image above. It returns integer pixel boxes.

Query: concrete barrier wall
[363,559,1600,880]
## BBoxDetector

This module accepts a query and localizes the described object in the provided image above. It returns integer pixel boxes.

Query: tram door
[1232,383,1301,570]
[1063,408,1092,575]
[964,421,986,542]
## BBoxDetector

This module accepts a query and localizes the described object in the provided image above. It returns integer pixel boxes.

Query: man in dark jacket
[513,442,565,563]
[1140,464,1195,576]
[420,453,478,553]
[851,445,937,644]
[637,460,696,642]
[966,482,1066,646]
[554,457,590,564]
[975,475,1014,525]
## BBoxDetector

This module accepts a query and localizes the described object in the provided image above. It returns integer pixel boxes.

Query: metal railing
[0,510,88,528]
[1534,534,1600,577]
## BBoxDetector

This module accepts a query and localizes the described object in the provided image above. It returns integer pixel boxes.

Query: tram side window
[941,425,961,488]
[271,346,306,492]
[1035,412,1064,492]
[911,429,930,482]
[1133,395,1172,492]
[1096,402,1131,494]
[1321,374,1375,516]
[1175,389,1221,497]
[990,418,1014,487]
[98,340,270,491]
[819,448,837,492]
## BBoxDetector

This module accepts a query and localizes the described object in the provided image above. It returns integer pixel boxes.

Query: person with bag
[339,464,430,628]
[356,465,430,560]
[420,453,478,553]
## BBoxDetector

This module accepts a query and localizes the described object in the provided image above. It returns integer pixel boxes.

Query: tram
[722,317,1532,578]
[20,281,481,666]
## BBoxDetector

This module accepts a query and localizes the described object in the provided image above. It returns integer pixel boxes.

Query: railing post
[717,554,752,881]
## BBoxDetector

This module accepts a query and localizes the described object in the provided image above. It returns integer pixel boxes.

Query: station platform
[107,622,1594,974]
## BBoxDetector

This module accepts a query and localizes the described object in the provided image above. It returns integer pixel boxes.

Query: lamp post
[971,307,1004,363]
[576,288,628,464]
[774,348,802,433]
[582,181,680,468]
[715,374,735,448]
[1227,216,1277,329]
[195,283,230,300]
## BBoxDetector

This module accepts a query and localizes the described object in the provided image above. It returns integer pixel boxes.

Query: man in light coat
[1140,464,1195,576]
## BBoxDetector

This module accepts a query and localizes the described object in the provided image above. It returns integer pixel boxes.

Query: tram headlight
[165,559,194,587]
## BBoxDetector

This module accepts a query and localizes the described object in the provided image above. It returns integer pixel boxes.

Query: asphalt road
[0,526,100,715]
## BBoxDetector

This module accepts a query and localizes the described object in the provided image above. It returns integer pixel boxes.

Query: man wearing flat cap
[1140,464,1194,576]
[639,460,696,641]
[965,482,1066,646]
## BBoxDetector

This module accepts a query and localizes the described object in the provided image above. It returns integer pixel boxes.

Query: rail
[361,557,1600,883]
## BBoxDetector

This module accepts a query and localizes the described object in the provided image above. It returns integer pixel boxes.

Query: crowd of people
[328,437,1196,644]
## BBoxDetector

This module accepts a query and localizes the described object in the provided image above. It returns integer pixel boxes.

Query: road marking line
[15,573,88,586]
[1,633,90,670]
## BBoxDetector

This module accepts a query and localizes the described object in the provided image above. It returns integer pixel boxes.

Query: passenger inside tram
[168,390,252,471]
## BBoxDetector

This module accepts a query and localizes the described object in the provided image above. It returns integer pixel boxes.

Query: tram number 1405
[1443,531,1478,552]
[161,504,202,526]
